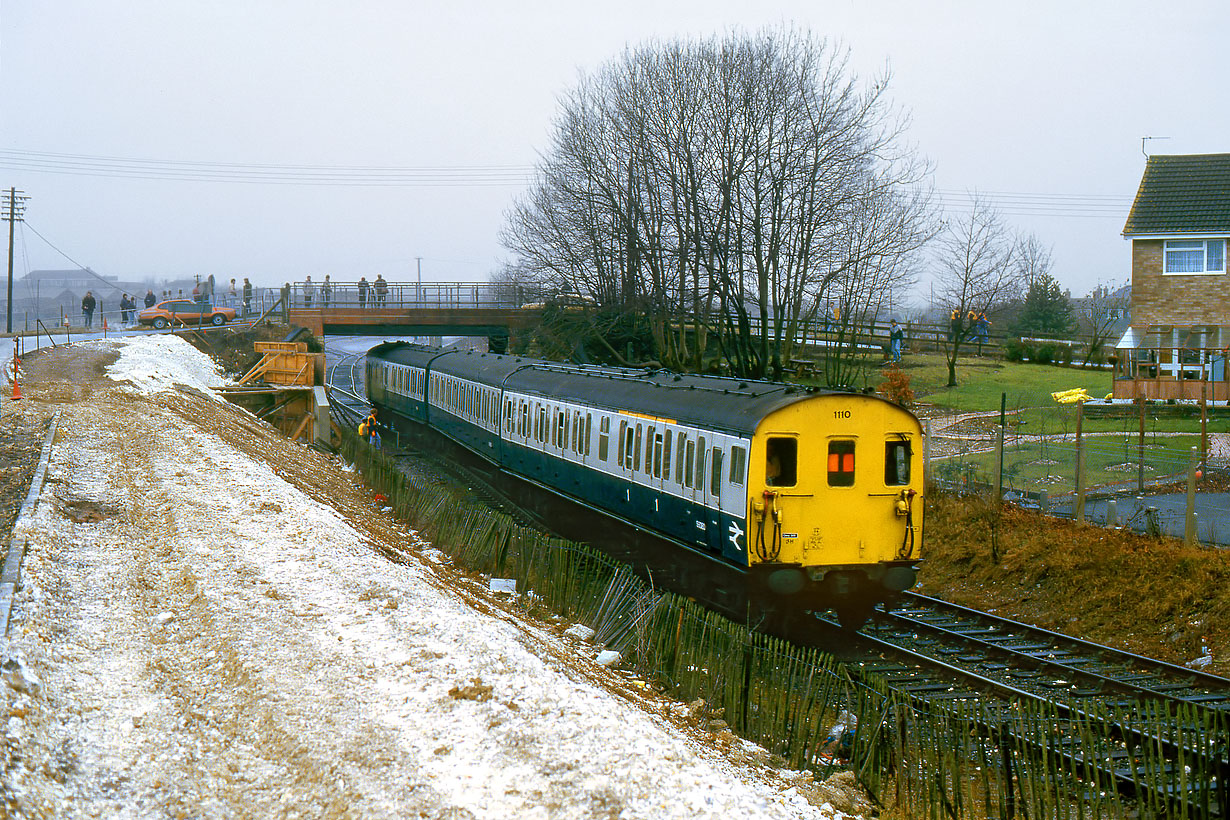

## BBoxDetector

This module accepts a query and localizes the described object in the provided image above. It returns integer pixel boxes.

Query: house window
[1164,240,1225,275]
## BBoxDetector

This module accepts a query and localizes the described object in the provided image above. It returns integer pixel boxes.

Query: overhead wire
[22,221,119,289]
[0,148,1132,216]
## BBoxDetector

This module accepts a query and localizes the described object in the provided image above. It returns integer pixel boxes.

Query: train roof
[366,341,892,435]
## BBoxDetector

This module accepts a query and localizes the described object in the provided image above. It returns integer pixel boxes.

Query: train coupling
[894,488,916,518]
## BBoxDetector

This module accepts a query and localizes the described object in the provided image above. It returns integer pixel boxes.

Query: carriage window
[729,445,746,487]
[584,414,592,456]
[645,426,655,474]
[885,440,911,486]
[676,433,687,484]
[634,424,643,471]
[652,431,664,479]
[556,410,566,449]
[663,431,673,481]
[766,438,797,487]
[828,440,856,487]
[684,439,695,487]
[621,421,633,468]
[696,436,706,490]
[599,417,611,461]
[710,448,723,496]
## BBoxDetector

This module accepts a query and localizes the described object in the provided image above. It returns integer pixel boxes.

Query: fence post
[1137,394,1146,493]
[1075,400,1086,523]
[1185,446,1198,546]
[923,419,932,490]
[995,393,1006,505]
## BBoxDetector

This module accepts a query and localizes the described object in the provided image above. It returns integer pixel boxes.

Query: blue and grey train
[365,342,924,627]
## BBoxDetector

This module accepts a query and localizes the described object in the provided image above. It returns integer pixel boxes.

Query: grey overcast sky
[1,0,1227,301]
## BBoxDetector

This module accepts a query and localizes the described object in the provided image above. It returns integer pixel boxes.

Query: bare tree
[933,194,1018,386]
[501,29,934,381]
[1014,233,1054,293]
[1076,282,1130,365]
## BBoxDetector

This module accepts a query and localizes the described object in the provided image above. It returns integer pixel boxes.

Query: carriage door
[704,439,726,554]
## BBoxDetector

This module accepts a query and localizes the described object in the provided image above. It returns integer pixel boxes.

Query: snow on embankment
[105,333,227,398]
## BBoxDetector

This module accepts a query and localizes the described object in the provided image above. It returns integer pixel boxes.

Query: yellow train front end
[747,393,923,628]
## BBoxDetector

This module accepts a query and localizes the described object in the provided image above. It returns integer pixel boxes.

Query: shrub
[877,366,914,407]
[1003,339,1027,362]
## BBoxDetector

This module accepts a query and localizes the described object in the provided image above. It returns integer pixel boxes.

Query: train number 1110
[833,409,851,419]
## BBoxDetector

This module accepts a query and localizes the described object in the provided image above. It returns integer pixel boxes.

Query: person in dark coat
[81,291,96,328]
[358,277,369,308]
[243,278,253,315]
[144,289,156,309]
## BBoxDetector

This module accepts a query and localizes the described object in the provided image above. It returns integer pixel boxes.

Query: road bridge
[283,280,547,346]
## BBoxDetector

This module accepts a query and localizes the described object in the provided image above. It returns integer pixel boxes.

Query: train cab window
[827,440,856,487]
[729,445,747,487]
[885,440,911,485]
[599,417,611,461]
[710,447,723,497]
[765,438,796,487]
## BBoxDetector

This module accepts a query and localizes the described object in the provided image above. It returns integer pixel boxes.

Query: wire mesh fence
[926,392,1230,546]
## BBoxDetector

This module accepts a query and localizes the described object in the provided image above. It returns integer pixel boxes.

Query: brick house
[1115,153,1230,399]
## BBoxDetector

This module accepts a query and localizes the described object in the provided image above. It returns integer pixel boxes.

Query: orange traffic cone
[11,376,21,401]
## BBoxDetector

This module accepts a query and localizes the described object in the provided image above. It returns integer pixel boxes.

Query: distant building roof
[23,268,118,283]
[1122,153,1230,236]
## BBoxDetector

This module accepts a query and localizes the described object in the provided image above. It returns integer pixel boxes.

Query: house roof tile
[1123,153,1230,235]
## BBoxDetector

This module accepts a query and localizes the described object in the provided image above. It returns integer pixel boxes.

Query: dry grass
[919,493,1230,672]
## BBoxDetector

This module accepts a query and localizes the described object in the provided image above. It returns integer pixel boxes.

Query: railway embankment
[0,334,857,818]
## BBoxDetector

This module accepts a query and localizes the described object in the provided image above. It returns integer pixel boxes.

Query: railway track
[860,591,1230,709]
[815,597,1230,818]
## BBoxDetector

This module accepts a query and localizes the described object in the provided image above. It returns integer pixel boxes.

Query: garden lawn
[889,352,1112,413]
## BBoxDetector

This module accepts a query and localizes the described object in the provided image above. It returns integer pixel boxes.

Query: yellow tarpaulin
[1050,387,1092,404]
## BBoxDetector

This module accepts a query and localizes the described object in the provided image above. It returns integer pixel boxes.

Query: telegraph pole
[415,256,422,301]
[2,188,30,334]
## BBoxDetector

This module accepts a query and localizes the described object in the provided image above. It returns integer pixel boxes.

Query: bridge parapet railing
[287,281,553,310]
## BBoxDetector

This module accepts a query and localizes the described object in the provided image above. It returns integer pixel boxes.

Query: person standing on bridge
[322,275,332,308]
[358,276,369,308]
[243,278,253,316]
[303,276,316,308]
[81,291,96,329]
[375,274,388,306]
